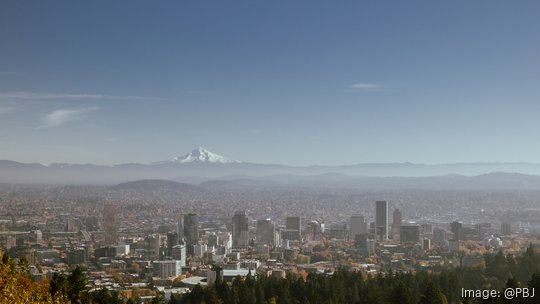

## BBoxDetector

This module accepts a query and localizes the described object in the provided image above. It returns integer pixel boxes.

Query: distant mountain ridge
[3,147,540,185]
[197,172,540,191]
[111,179,203,192]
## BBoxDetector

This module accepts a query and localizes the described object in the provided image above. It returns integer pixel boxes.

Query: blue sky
[1,1,539,165]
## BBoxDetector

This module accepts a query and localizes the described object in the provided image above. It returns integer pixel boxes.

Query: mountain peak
[167,147,241,164]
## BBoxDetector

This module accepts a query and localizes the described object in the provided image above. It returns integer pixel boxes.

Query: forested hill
[173,246,540,304]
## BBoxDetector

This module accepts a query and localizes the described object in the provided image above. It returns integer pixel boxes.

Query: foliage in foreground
[173,245,540,304]
[3,245,540,303]
[0,255,66,304]
[0,254,125,304]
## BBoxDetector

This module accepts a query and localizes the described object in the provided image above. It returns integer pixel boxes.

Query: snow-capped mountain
[6,146,540,185]
[163,147,241,164]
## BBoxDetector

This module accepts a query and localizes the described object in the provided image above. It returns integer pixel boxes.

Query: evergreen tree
[49,272,69,300]
[527,271,540,304]
[390,281,414,304]
[67,266,87,303]
[420,281,447,304]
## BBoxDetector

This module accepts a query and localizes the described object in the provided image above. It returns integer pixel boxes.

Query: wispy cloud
[0,71,16,75]
[39,107,100,128]
[0,91,160,100]
[0,106,14,115]
[348,83,385,91]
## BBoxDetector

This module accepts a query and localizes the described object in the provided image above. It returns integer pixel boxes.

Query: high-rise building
[103,204,117,245]
[281,229,301,241]
[67,248,86,266]
[208,233,218,247]
[167,231,180,257]
[421,223,433,234]
[171,244,186,267]
[232,211,249,248]
[349,215,368,240]
[257,219,275,245]
[355,234,374,255]
[285,216,301,241]
[193,244,207,257]
[145,234,160,260]
[501,222,511,236]
[375,201,388,241]
[390,209,402,239]
[207,266,224,286]
[177,216,184,237]
[152,260,182,279]
[286,216,301,231]
[184,213,199,255]
[400,225,420,244]
[329,223,348,240]
[450,221,463,241]
[306,220,324,242]
[433,227,448,246]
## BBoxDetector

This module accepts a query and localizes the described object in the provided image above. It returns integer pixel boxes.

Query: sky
[0,1,539,166]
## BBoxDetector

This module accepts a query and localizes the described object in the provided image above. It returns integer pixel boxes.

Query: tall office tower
[208,233,218,247]
[232,211,249,248]
[354,233,368,254]
[286,216,301,231]
[184,213,199,255]
[450,221,463,241]
[433,227,448,246]
[145,234,160,260]
[257,219,275,245]
[400,225,420,244]
[375,201,388,241]
[285,216,301,240]
[171,244,186,267]
[329,223,348,240]
[390,209,402,239]
[501,222,511,236]
[167,231,180,257]
[349,215,368,240]
[177,215,184,237]
[103,204,117,245]
[306,220,324,242]
[421,223,433,234]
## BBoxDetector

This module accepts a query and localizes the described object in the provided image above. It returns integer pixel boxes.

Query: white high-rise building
[152,260,182,279]
[171,244,186,267]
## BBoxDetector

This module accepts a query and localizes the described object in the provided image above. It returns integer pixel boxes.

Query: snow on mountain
[159,147,241,164]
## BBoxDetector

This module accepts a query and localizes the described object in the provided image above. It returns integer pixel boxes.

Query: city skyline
[2,2,540,303]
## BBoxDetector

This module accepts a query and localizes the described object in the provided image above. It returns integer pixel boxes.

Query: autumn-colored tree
[0,257,66,303]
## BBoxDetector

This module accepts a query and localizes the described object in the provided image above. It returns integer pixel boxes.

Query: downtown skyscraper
[232,211,249,248]
[375,201,388,241]
[184,213,199,255]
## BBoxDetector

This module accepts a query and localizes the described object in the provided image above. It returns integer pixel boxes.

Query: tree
[126,298,137,304]
[1,258,66,303]
[390,281,414,304]
[420,281,448,304]
[527,271,540,304]
[50,272,69,300]
[67,266,87,303]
